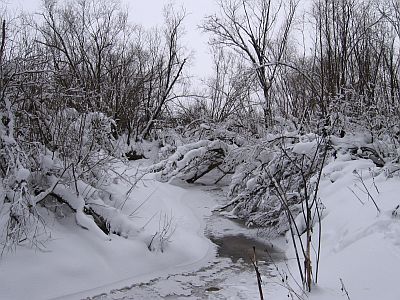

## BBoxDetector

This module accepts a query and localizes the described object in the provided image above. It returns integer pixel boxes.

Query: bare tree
[204,46,256,124]
[140,8,188,139]
[37,0,129,111]
[203,0,298,127]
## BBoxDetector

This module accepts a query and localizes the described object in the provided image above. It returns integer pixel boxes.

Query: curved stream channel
[89,186,286,300]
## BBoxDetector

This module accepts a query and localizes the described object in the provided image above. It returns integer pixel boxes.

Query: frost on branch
[0,103,138,253]
[222,133,328,235]
[151,128,330,237]
[149,139,231,183]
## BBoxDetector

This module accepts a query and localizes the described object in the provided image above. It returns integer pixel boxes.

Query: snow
[2,149,400,300]
[266,155,400,300]
[75,210,110,241]
[292,140,318,158]
[0,163,216,300]
[15,167,30,182]
[150,139,229,182]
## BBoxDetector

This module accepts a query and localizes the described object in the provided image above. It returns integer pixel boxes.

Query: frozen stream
[87,185,286,300]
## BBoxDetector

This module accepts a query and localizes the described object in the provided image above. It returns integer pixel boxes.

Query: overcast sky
[7,0,217,78]
[126,0,217,78]
[126,0,218,78]
[6,0,313,80]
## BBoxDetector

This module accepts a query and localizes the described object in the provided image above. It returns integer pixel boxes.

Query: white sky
[125,0,217,78]
[7,0,217,78]
[6,0,314,79]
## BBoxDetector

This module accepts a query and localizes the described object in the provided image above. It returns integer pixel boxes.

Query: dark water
[89,184,286,299]
[199,183,286,266]
[210,234,285,264]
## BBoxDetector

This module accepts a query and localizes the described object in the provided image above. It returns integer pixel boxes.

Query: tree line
[198,0,400,145]
[2,0,400,147]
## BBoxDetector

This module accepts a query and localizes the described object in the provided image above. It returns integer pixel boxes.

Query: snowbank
[0,164,215,300]
[269,156,400,299]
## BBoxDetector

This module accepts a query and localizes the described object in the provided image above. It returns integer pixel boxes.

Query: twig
[250,246,264,300]
[370,170,380,194]
[347,187,365,205]
[340,278,351,300]
[129,187,158,217]
[354,170,380,213]
[141,212,158,230]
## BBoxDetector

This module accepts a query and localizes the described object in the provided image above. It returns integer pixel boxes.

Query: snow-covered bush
[149,121,253,183]
[149,121,330,236]
[223,133,329,235]
[0,95,138,253]
[0,96,46,250]
[150,139,230,183]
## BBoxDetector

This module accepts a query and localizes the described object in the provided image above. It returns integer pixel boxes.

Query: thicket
[152,0,400,292]
[1,0,400,292]
[0,0,188,253]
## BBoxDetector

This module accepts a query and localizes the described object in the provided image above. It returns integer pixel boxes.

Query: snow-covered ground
[309,157,400,300]
[87,184,286,300]
[89,155,400,300]
[266,156,400,300]
[0,163,217,300]
[1,153,400,300]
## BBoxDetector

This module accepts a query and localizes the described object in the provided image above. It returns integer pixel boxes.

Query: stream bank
[88,184,286,300]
